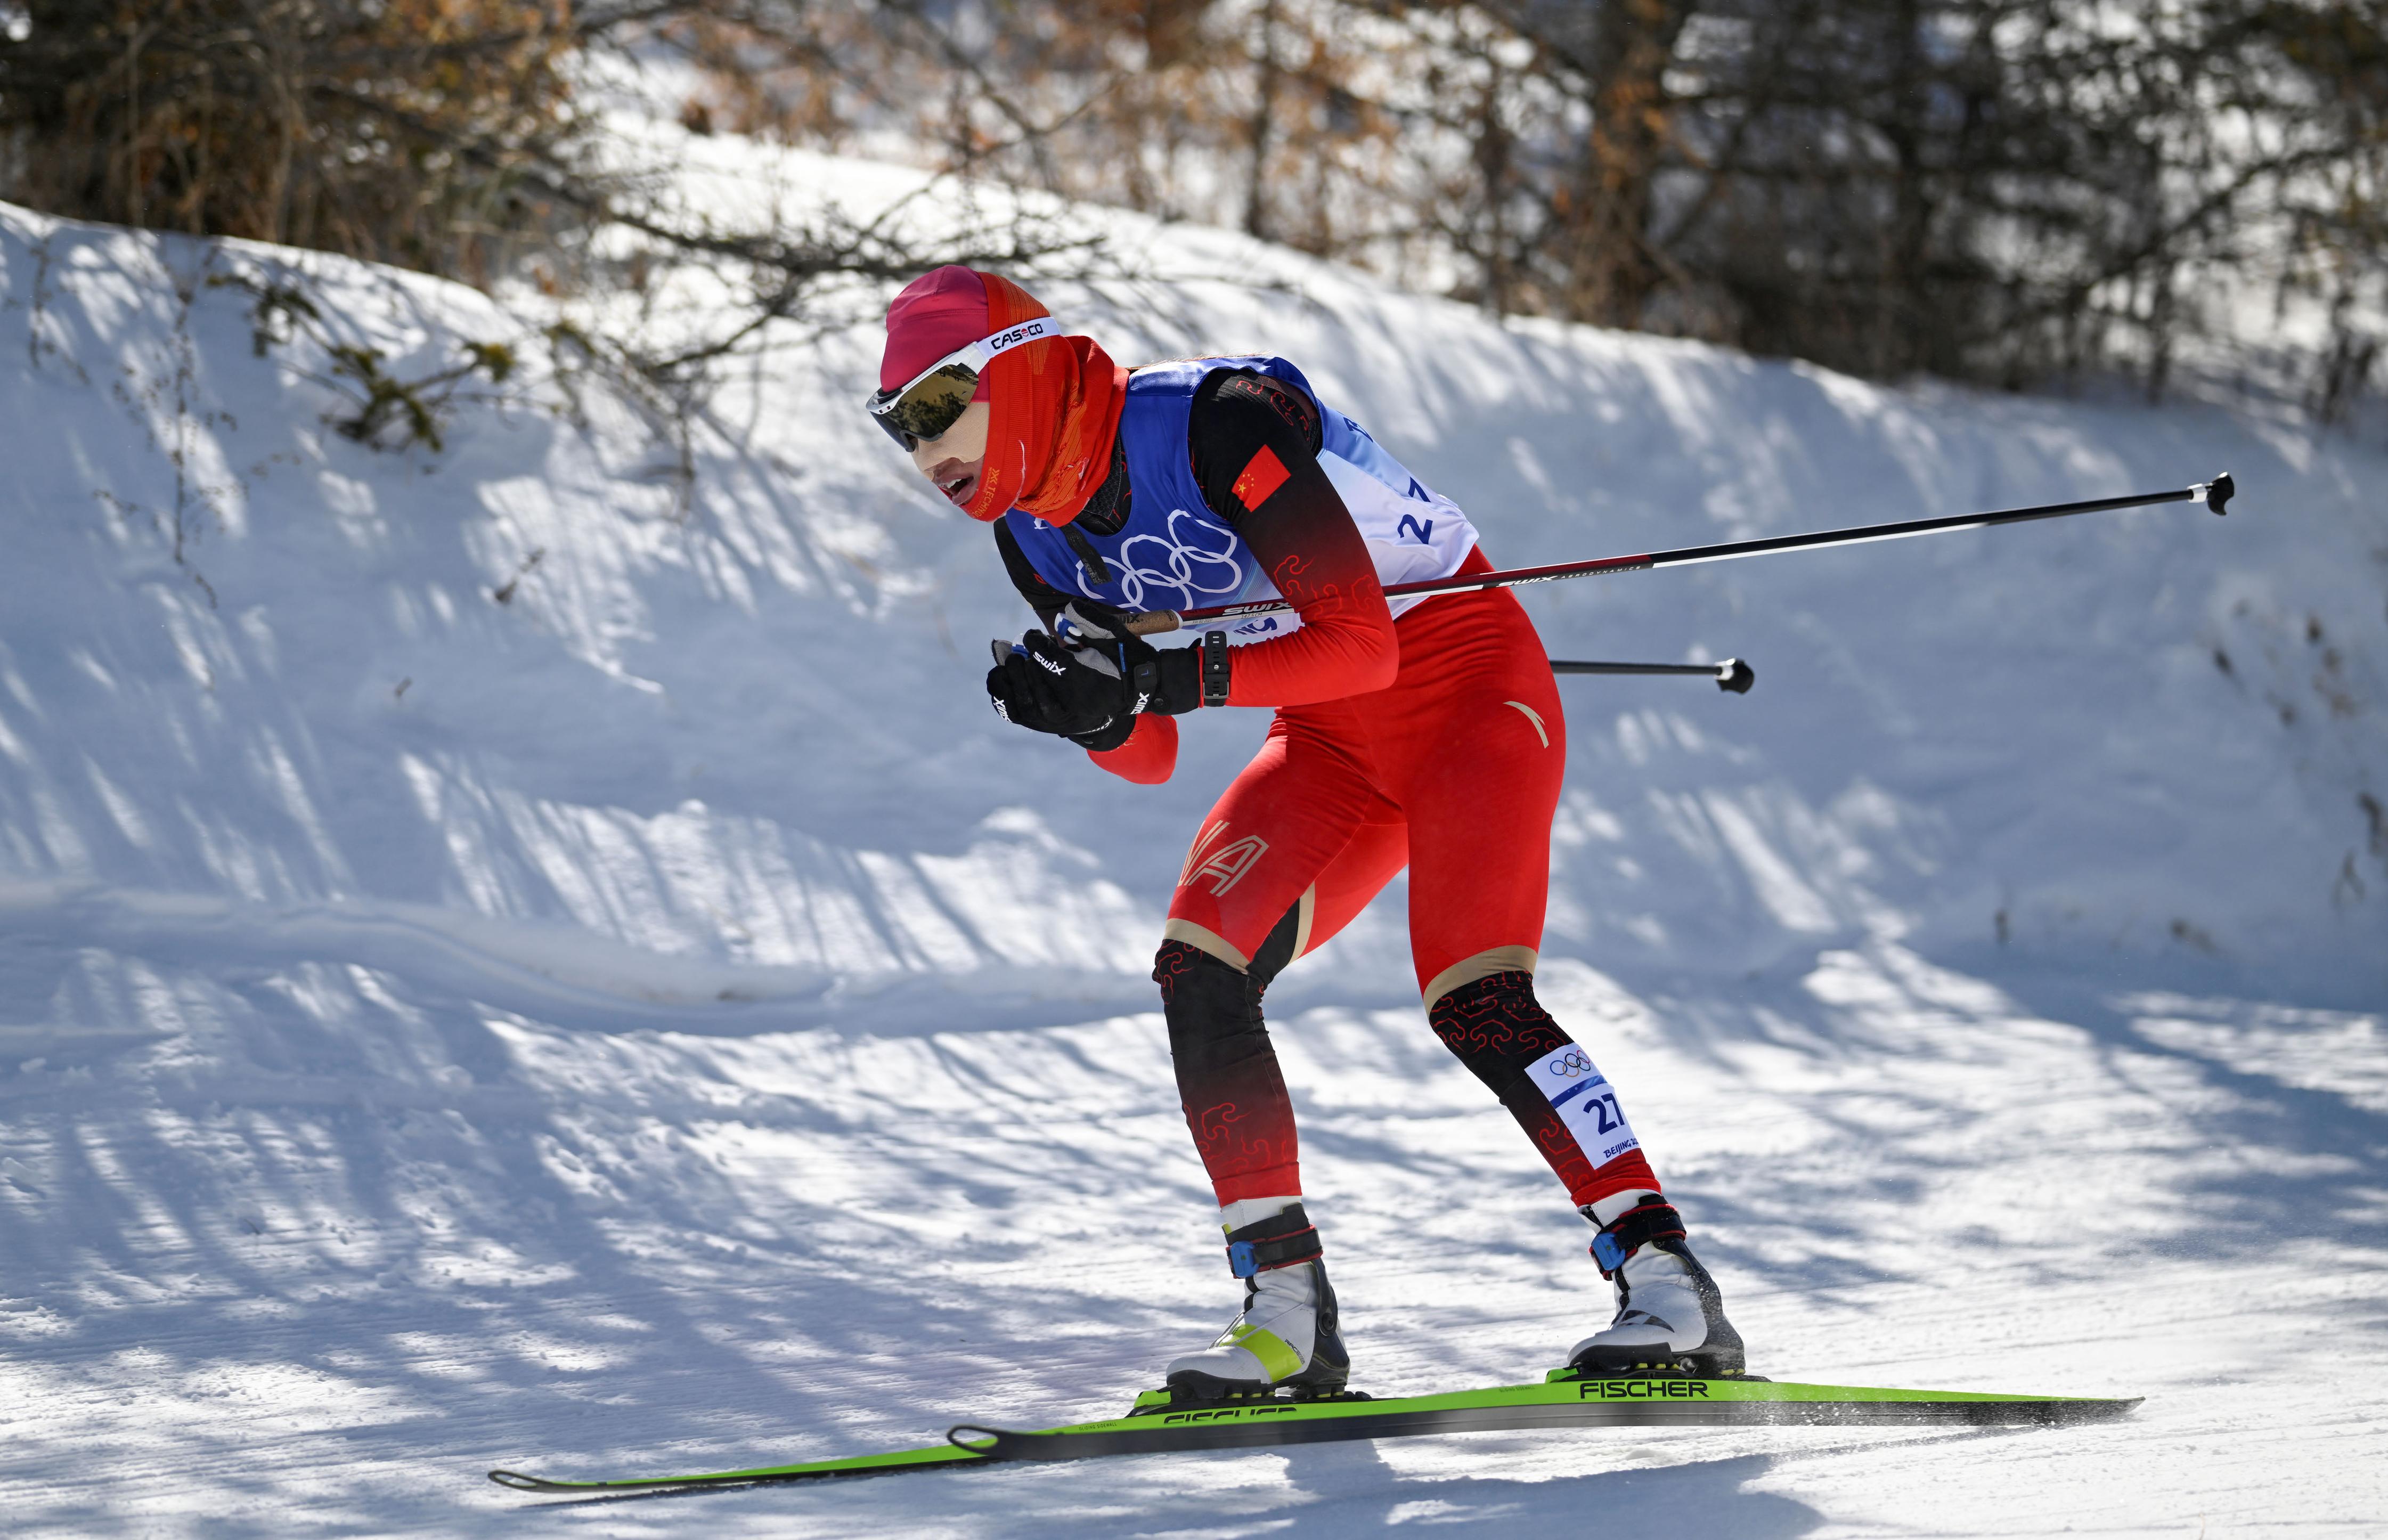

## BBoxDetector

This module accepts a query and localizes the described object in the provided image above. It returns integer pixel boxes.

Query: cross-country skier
[867,266,1743,1400]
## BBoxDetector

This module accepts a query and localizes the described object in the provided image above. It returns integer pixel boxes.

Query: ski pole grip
[1125,610,1181,637]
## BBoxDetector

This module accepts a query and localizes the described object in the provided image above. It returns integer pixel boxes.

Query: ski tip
[946,1425,1005,1456]
[488,1470,558,1492]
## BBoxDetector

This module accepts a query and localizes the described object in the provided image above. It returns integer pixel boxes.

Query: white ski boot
[1164,1201,1350,1403]
[1568,1193,1746,1376]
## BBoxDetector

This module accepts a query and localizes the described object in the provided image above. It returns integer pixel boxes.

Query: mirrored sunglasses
[865,317,1058,449]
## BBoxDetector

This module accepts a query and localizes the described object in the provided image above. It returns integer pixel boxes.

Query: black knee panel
[1155,939,1274,1080]
[1427,970,1574,1099]
[1246,903,1302,990]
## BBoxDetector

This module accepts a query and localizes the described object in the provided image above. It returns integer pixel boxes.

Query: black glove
[987,613,1203,751]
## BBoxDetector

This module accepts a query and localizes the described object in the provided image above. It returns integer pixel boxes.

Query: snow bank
[2,169,2379,1009]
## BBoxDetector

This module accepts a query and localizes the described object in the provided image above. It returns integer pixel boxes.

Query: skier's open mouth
[939,470,978,506]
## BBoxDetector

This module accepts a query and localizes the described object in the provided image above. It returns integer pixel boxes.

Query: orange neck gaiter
[963,273,1128,525]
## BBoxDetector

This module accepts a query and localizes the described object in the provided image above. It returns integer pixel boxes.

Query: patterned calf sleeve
[1427,971,1662,1209]
[1156,939,1301,1204]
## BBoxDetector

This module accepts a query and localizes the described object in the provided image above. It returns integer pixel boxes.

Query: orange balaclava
[878,266,1128,524]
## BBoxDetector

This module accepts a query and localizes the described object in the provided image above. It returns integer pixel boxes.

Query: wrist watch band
[1201,630,1232,707]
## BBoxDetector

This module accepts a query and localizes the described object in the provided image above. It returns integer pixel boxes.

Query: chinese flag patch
[1231,445,1292,511]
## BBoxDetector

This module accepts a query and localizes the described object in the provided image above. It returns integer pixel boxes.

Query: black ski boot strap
[1225,1204,1323,1279]
[1585,1198,1686,1278]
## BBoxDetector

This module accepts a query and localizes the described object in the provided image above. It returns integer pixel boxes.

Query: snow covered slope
[0,139,2383,1537]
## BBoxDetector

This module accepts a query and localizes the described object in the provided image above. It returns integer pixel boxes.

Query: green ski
[487,1372,2140,1494]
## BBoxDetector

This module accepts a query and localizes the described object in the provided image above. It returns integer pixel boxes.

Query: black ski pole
[1553,658,1755,694]
[1128,472,2235,635]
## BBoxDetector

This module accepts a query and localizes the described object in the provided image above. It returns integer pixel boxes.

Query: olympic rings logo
[1546,1049,1597,1078]
[1077,509,1246,610]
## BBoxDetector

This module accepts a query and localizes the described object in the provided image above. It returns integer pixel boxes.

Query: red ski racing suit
[996,363,1666,1216]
